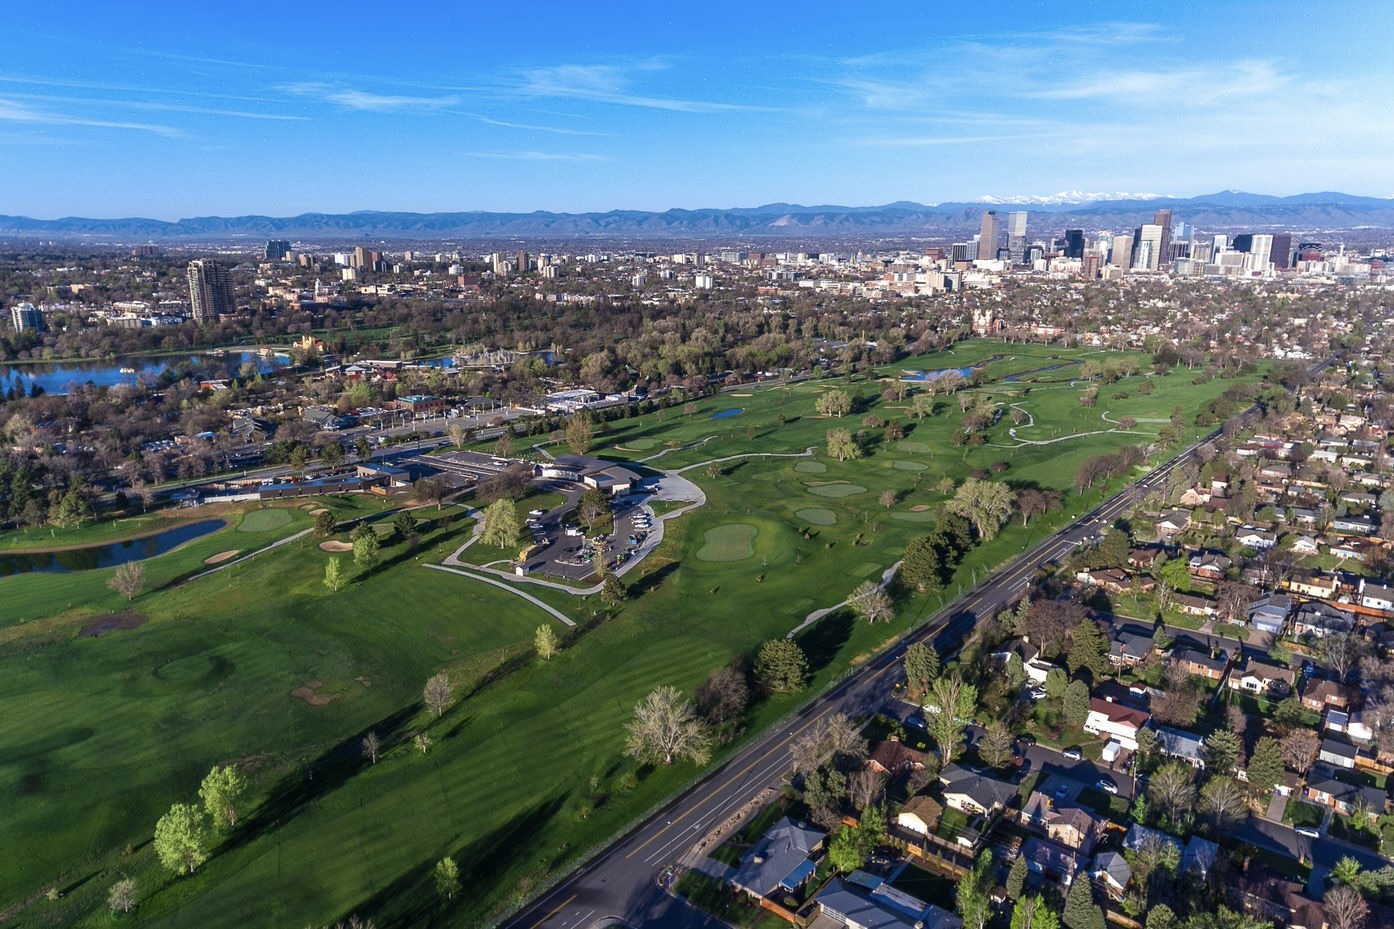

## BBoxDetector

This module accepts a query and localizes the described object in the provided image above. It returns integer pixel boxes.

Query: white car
[528,509,544,517]
[1062,747,1083,761]
[1295,826,1320,839]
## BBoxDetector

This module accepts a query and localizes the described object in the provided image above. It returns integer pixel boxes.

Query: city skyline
[3,1,1391,218]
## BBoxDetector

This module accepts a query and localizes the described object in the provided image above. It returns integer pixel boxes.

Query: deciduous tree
[481,498,520,549]
[535,624,559,660]
[849,580,894,623]
[362,730,381,765]
[827,825,864,873]
[979,719,1015,768]
[1280,729,1320,773]
[1199,775,1247,830]
[153,803,207,875]
[107,877,136,915]
[434,857,460,901]
[826,427,861,461]
[790,713,867,774]
[926,674,977,766]
[1325,885,1369,929]
[199,764,247,829]
[323,556,344,592]
[816,389,851,418]
[957,849,994,929]
[624,686,710,766]
[424,672,454,718]
[107,561,145,602]
[695,664,749,725]
[946,478,1017,541]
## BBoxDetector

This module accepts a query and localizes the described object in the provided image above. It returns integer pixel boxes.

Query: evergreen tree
[1007,853,1029,900]
[1247,736,1284,798]
[1067,620,1110,679]
[1063,874,1103,929]
[901,537,944,593]
[1203,729,1242,774]
[755,639,809,693]
[1063,680,1091,724]
[903,642,940,700]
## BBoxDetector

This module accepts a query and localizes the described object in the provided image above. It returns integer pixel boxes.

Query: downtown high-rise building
[1006,211,1028,264]
[1063,229,1085,259]
[187,259,235,323]
[1110,233,1134,268]
[979,210,1001,262]
[265,239,291,261]
[1152,209,1173,266]
[1136,223,1165,270]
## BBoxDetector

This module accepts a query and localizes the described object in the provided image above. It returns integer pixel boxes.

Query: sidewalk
[1264,790,1286,822]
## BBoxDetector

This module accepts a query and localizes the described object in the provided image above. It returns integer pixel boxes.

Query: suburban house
[1156,510,1192,536]
[1109,629,1154,666]
[1293,601,1355,637]
[1288,535,1321,556]
[896,795,944,836]
[1324,709,1375,745]
[1236,864,1327,929]
[939,764,1016,816]
[1084,698,1150,750]
[1187,551,1232,581]
[1170,648,1228,682]
[1076,568,1152,594]
[1173,593,1218,618]
[1361,582,1394,613]
[1286,571,1340,600]
[1154,726,1208,768]
[728,817,826,900]
[1020,837,1082,888]
[816,874,964,929]
[867,740,928,779]
[1045,806,1100,855]
[989,638,1056,684]
[1236,528,1278,550]
[1319,738,1359,770]
[1332,514,1377,536]
[1246,594,1293,635]
[1300,677,1359,713]
[1123,823,1183,859]
[1227,658,1295,697]
[1091,851,1132,900]
[1183,835,1221,879]
[1128,548,1163,570]
[1303,776,1387,820]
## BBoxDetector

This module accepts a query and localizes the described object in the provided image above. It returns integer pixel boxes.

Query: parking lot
[518,489,657,582]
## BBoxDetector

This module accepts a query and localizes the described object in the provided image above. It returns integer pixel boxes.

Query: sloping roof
[1088,697,1150,729]
[868,740,928,774]
[939,764,1017,810]
[729,816,825,896]
[1154,726,1206,763]
[1123,823,1183,857]
[816,877,964,929]
[1092,851,1132,887]
[1183,835,1220,876]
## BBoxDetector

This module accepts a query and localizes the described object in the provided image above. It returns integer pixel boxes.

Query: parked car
[905,714,927,730]
[1026,688,1048,701]
[1097,778,1118,794]
[1295,826,1320,839]
[1054,784,1070,799]
[1062,747,1083,761]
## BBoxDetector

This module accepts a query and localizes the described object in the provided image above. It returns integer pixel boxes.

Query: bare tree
[1148,762,1196,828]
[848,768,886,811]
[1280,729,1320,774]
[1322,632,1373,682]
[695,664,749,725]
[848,580,894,623]
[624,686,710,766]
[1325,884,1369,929]
[107,561,146,602]
[978,719,1015,768]
[362,730,380,765]
[423,672,454,718]
[790,713,868,774]
[1199,775,1248,830]
[107,877,137,915]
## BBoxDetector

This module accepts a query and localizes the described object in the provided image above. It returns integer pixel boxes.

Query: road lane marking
[528,894,577,929]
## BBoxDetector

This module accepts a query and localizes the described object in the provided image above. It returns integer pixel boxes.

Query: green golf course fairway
[0,340,1268,929]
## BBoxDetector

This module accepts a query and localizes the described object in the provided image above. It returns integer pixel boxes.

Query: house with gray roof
[816,875,963,929]
[1154,726,1207,768]
[728,816,826,899]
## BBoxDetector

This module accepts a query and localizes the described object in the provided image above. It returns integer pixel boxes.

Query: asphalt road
[497,424,1238,929]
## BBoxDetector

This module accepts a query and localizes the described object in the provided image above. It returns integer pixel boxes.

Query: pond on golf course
[0,519,225,577]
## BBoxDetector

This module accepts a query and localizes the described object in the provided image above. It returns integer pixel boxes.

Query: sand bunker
[79,613,147,637]
[203,550,241,565]
[730,392,753,397]
[319,540,353,552]
[308,508,328,516]
[910,505,932,512]
[291,681,336,707]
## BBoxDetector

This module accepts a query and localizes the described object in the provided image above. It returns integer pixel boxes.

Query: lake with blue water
[1,351,289,396]
[0,519,226,577]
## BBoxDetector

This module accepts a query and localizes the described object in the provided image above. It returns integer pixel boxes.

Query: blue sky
[2,1,1390,218]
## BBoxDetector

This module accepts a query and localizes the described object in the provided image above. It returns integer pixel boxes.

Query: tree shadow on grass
[628,560,680,598]
[218,705,418,856]
[354,793,570,928]
[795,608,854,676]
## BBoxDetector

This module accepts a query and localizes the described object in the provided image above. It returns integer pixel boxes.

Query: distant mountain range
[4,191,1393,241]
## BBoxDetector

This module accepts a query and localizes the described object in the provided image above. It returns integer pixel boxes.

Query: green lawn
[674,870,785,928]
[888,863,957,911]
[1284,798,1325,828]
[0,341,1269,928]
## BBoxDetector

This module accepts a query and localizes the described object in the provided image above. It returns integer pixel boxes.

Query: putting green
[849,562,881,577]
[695,524,758,562]
[794,461,828,474]
[237,508,292,532]
[892,460,928,471]
[625,438,659,449]
[796,508,837,526]
[891,510,938,523]
[897,441,931,453]
[807,483,866,498]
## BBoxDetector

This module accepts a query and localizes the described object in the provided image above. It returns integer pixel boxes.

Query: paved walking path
[424,563,576,626]
[183,527,314,583]
[786,559,903,639]
[672,447,815,475]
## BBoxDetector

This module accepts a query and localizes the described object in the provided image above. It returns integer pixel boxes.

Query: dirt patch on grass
[291,681,336,707]
[79,613,147,637]
[308,508,328,516]
[910,505,932,512]
[203,549,241,565]
[319,540,353,552]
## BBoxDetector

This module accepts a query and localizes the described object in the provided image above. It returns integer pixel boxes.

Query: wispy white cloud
[460,150,607,162]
[6,91,306,121]
[469,114,608,136]
[280,82,460,111]
[0,97,180,137]
[516,63,765,113]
